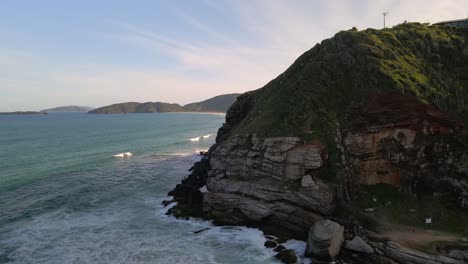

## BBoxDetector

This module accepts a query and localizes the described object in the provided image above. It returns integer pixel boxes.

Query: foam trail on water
[189,133,213,142]
[202,134,212,139]
[113,152,133,158]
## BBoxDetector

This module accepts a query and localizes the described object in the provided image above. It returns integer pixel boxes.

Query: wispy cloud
[1,0,467,111]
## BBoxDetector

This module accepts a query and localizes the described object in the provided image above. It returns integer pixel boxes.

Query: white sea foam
[113,152,133,158]
[202,134,212,139]
[282,239,311,264]
[188,133,214,142]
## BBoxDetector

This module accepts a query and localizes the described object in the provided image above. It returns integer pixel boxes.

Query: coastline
[170,111,226,116]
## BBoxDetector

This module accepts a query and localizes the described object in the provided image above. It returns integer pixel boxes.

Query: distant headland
[0,111,47,115]
[88,93,240,114]
[41,105,94,113]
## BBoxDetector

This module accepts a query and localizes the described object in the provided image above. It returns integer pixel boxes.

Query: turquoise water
[0,113,293,264]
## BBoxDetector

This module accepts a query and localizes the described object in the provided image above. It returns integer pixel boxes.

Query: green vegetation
[226,23,468,142]
[352,184,468,235]
[40,105,93,112]
[182,93,240,112]
[89,102,183,114]
[89,93,239,114]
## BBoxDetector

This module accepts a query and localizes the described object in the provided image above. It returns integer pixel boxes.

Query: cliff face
[204,135,332,239]
[343,92,467,188]
[168,23,468,259]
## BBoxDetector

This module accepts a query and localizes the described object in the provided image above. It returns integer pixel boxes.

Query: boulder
[305,220,344,260]
[344,236,374,254]
[301,175,318,189]
[274,245,286,252]
[275,249,297,264]
[264,240,277,248]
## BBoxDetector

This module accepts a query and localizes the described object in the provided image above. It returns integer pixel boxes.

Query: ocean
[0,113,304,264]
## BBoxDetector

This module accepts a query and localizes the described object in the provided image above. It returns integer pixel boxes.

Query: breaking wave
[113,152,133,158]
[188,134,213,142]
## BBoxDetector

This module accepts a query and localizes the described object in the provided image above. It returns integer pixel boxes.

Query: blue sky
[0,0,466,111]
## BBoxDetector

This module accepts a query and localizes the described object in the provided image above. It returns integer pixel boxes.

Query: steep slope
[41,105,93,112]
[221,23,468,141]
[182,93,240,112]
[88,102,183,114]
[168,23,468,263]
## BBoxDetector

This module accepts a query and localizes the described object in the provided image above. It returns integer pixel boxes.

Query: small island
[0,111,47,115]
[41,105,93,113]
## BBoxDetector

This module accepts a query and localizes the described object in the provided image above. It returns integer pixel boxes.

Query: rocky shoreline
[163,93,468,263]
[164,23,468,263]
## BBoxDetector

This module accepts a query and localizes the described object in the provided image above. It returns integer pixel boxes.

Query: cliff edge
[167,23,468,263]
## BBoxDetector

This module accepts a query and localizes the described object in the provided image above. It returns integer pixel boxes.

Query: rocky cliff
[167,23,468,263]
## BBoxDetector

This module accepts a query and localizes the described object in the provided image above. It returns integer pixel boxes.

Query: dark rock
[275,249,297,264]
[264,240,277,248]
[162,200,174,207]
[193,228,210,234]
[374,241,465,264]
[202,191,323,240]
[274,245,286,252]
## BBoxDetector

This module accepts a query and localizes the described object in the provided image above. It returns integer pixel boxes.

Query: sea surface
[0,113,306,264]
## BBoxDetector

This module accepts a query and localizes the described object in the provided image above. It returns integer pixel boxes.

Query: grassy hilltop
[224,23,468,143]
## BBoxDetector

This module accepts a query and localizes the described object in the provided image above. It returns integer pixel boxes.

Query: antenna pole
[383,12,389,28]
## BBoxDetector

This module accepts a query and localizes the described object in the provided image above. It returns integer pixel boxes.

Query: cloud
[1,0,467,111]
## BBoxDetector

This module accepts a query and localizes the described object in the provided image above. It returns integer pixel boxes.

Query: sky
[0,0,467,111]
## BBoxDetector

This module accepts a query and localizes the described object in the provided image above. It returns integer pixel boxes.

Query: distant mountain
[0,111,46,115]
[89,102,183,114]
[41,105,93,113]
[182,93,240,112]
[89,94,240,114]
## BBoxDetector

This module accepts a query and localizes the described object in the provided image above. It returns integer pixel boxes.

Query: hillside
[168,23,468,263]
[89,102,183,114]
[89,93,239,114]
[41,105,93,112]
[182,93,240,112]
[221,23,468,141]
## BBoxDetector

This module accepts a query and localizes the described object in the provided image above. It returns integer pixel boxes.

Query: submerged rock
[275,249,297,264]
[264,240,277,248]
[305,220,344,261]
[274,244,286,252]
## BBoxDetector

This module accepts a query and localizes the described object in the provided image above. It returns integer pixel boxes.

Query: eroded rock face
[203,192,324,239]
[202,134,334,238]
[342,93,468,204]
[210,135,325,181]
[305,219,344,260]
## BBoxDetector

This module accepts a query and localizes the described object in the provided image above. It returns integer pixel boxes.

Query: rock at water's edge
[275,249,297,264]
[305,219,344,260]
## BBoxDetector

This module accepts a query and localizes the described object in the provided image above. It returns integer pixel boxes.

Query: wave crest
[113,152,133,158]
[188,133,213,142]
